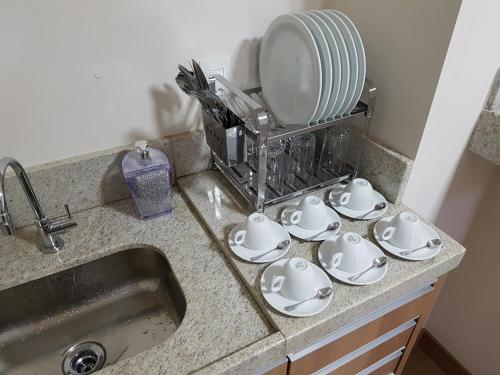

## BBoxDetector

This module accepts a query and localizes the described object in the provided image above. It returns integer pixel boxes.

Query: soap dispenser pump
[122,140,172,219]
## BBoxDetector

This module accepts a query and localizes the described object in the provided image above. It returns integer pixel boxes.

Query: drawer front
[358,350,403,375]
[370,357,400,375]
[288,288,433,375]
[326,325,413,375]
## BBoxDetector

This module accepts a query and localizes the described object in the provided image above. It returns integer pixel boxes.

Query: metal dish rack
[204,74,376,212]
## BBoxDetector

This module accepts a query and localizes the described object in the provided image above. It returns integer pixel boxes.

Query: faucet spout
[0,157,76,253]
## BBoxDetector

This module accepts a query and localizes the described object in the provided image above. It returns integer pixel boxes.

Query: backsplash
[3,129,410,228]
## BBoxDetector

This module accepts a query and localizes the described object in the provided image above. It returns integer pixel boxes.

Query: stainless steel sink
[0,248,186,375]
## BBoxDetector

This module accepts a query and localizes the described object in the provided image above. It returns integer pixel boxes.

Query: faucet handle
[46,203,77,234]
[0,212,14,236]
[64,204,72,220]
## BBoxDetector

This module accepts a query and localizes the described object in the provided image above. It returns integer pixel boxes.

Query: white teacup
[328,232,371,273]
[289,196,327,230]
[382,212,423,249]
[271,257,317,300]
[338,178,374,211]
[234,212,277,250]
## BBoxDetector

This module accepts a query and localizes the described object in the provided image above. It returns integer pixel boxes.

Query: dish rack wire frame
[206,74,376,212]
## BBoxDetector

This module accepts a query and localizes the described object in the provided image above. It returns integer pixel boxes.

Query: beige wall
[329,0,461,159]
[0,0,460,166]
[428,169,500,374]
[0,0,325,167]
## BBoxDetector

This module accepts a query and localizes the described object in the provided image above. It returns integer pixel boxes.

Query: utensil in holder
[202,110,246,167]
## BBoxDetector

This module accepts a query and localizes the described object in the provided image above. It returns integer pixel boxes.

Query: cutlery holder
[201,74,376,212]
[202,110,246,167]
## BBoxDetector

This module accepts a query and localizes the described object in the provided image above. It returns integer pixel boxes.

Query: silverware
[400,239,442,256]
[284,287,333,311]
[349,256,388,282]
[250,240,290,261]
[176,62,242,129]
[305,222,340,241]
[357,202,386,219]
[191,59,210,91]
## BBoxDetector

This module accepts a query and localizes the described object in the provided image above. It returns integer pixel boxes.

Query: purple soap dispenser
[122,140,172,219]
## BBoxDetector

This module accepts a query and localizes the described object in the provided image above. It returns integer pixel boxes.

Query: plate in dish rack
[259,14,322,125]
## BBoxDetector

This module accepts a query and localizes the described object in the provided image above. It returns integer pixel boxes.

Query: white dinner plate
[331,10,366,114]
[260,14,322,125]
[328,183,388,220]
[322,10,358,116]
[306,11,342,121]
[310,10,349,118]
[281,204,341,241]
[294,13,332,123]
[260,258,334,317]
[228,221,291,263]
[373,217,443,261]
[318,236,388,285]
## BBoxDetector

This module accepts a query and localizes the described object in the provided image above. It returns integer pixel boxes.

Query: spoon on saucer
[357,202,387,219]
[250,240,290,261]
[284,287,333,311]
[306,222,340,241]
[349,256,388,282]
[400,239,442,256]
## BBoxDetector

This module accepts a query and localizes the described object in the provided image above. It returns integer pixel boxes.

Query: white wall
[0,0,324,167]
[403,0,500,228]
[329,0,461,159]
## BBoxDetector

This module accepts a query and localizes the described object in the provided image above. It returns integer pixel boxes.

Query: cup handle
[271,275,285,293]
[234,230,246,245]
[289,210,302,225]
[339,192,351,206]
[382,227,395,241]
[329,252,343,268]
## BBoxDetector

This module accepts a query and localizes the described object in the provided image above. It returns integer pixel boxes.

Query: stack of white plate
[259,10,366,126]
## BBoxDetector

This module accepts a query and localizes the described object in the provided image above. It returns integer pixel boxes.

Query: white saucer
[260,258,333,317]
[328,183,387,220]
[280,205,341,241]
[373,216,442,261]
[228,221,291,263]
[318,235,388,285]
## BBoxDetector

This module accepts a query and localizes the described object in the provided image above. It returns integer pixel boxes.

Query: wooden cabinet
[287,278,445,375]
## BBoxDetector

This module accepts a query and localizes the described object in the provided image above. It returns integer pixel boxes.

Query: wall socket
[198,55,231,93]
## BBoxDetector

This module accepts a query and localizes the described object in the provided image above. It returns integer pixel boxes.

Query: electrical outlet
[199,55,231,93]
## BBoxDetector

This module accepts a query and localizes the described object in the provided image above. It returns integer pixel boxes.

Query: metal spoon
[400,239,442,256]
[357,202,387,219]
[250,240,290,261]
[306,222,340,241]
[349,256,388,282]
[284,287,333,311]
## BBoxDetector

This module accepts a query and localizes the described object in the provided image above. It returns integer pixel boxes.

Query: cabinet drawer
[358,349,403,375]
[370,357,400,375]
[318,322,413,375]
[288,285,433,375]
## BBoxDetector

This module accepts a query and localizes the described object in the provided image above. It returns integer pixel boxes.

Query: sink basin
[0,248,186,375]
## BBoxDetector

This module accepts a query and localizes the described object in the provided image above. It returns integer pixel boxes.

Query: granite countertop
[178,170,466,354]
[0,189,285,375]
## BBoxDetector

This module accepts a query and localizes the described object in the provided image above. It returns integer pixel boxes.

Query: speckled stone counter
[178,170,466,354]
[0,189,285,375]
[468,110,500,166]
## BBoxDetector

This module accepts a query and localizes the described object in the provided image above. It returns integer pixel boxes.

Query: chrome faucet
[0,157,77,253]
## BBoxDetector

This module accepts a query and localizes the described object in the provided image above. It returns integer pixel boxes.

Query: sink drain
[62,342,106,375]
